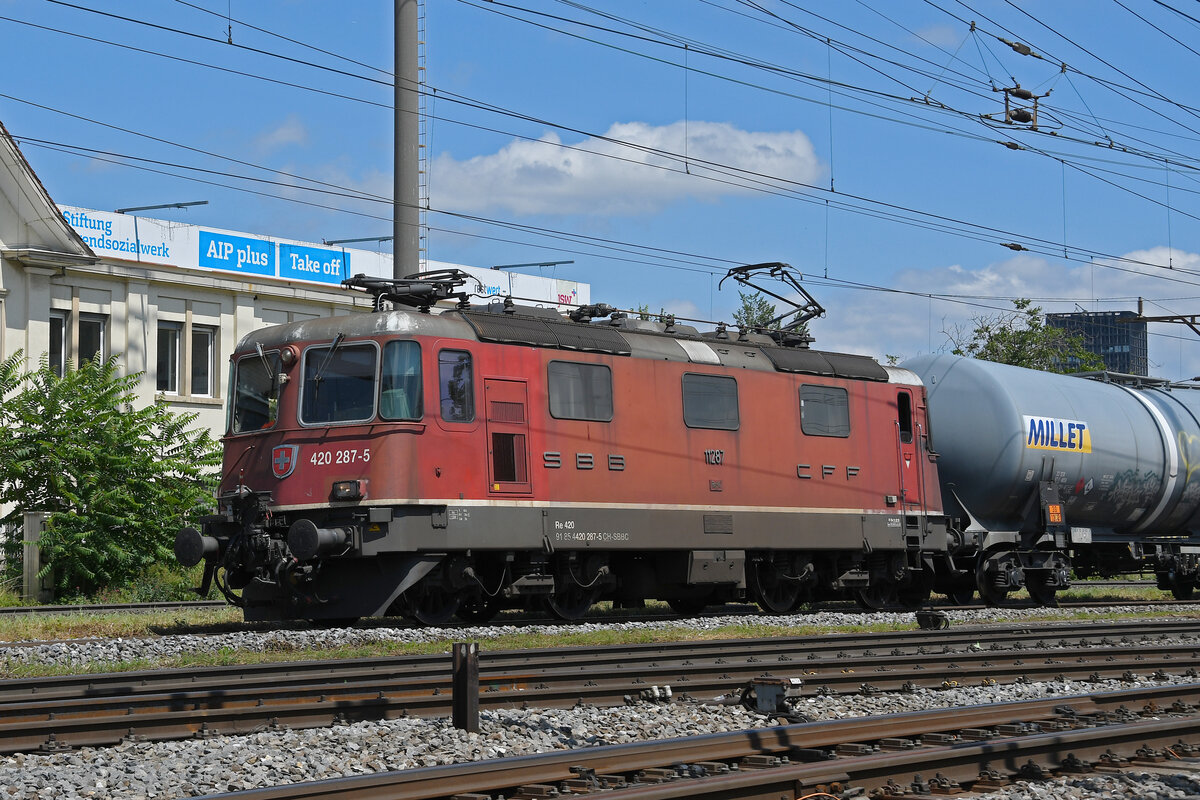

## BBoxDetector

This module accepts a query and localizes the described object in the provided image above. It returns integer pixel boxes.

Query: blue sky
[4,1,1200,377]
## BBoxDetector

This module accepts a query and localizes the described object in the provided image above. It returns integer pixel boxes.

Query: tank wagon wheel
[945,585,975,606]
[1169,577,1195,601]
[895,575,933,610]
[748,558,805,615]
[974,548,1015,607]
[1025,574,1058,607]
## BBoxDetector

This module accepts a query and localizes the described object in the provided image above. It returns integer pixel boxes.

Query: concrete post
[22,511,53,603]
[451,641,479,732]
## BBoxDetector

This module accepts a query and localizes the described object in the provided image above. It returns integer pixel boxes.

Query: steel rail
[2,624,1199,754]
[0,601,227,616]
[4,616,1197,700]
[192,683,1200,800]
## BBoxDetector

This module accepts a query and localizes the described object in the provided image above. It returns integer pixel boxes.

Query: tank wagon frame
[178,269,954,623]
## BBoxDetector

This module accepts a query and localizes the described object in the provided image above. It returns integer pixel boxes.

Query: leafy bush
[0,352,220,596]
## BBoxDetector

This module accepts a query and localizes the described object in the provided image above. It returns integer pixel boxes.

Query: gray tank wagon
[904,353,1200,602]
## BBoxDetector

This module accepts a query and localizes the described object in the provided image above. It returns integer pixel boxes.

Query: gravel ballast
[2,603,1197,670]
[2,606,1200,798]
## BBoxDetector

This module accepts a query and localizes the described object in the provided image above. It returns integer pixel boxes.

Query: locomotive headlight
[332,480,363,500]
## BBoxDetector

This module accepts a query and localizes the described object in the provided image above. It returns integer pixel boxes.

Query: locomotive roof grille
[458,309,633,355]
[765,347,889,381]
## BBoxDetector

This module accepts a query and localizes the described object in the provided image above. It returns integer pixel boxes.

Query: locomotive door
[484,378,532,494]
[895,389,923,511]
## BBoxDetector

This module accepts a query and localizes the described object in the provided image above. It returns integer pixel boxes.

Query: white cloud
[797,247,1200,381]
[913,24,965,50]
[431,121,821,216]
[255,114,309,153]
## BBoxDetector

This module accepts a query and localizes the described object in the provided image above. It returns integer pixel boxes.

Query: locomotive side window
[380,340,423,421]
[682,373,739,430]
[799,385,850,437]
[230,351,281,433]
[548,361,613,421]
[300,342,378,425]
[897,390,914,444]
[438,349,474,422]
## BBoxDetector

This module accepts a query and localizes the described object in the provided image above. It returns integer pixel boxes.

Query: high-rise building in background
[1046,310,1148,376]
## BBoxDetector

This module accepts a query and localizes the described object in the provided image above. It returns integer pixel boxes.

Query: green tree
[945,298,1106,373]
[0,352,220,596]
[733,290,777,330]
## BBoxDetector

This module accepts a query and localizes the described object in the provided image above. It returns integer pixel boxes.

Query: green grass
[0,579,1192,679]
[3,593,1199,680]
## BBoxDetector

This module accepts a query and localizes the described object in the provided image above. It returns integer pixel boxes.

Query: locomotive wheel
[749,560,803,614]
[1171,579,1195,601]
[543,585,600,620]
[854,583,899,610]
[667,596,710,616]
[400,585,460,626]
[456,594,502,623]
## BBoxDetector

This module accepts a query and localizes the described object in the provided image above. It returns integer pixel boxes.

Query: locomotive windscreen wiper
[255,342,274,380]
[311,332,346,396]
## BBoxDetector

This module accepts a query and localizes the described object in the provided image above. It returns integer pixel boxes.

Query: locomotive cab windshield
[231,350,281,433]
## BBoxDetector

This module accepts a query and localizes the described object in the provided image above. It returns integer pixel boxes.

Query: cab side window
[379,340,422,421]
[439,349,475,422]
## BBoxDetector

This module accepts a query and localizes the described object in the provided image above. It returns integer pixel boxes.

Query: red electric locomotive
[177,265,952,623]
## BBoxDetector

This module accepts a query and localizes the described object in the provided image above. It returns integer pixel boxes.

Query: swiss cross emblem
[272,445,299,479]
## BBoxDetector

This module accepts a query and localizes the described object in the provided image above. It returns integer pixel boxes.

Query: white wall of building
[0,137,589,439]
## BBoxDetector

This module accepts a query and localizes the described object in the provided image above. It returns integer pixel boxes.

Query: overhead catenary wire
[7,0,1190,275]
[9,2,1200,357]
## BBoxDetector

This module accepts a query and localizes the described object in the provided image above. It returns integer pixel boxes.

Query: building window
[49,314,65,377]
[439,349,474,423]
[548,361,613,421]
[78,314,106,364]
[157,322,181,393]
[191,326,215,397]
[682,373,739,430]
[800,385,850,437]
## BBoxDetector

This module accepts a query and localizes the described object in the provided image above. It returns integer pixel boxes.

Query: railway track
[0,600,227,617]
[198,682,1200,800]
[4,617,1200,755]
